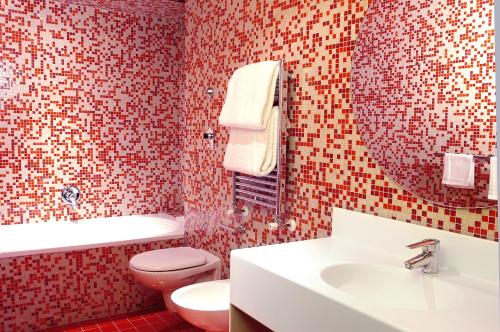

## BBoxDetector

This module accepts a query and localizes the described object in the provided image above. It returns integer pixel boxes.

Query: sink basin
[321,263,462,311]
[231,208,499,332]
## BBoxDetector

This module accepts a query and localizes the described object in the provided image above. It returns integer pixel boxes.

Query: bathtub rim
[0,213,185,259]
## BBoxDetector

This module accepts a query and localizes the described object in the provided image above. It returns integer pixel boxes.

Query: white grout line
[153,313,164,321]
[125,317,146,332]
[110,321,120,331]
[144,316,156,330]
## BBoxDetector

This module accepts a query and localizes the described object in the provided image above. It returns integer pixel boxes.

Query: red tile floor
[43,310,202,332]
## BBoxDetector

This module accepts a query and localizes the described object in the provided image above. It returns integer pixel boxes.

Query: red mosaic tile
[352,0,496,207]
[42,310,201,332]
[61,0,185,19]
[0,0,497,330]
[0,239,184,331]
[0,0,186,330]
[181,0,497,278]
[0,0,184,226]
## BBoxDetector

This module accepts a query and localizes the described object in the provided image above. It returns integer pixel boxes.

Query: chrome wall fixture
[203,128,215,150]
[220,60,293,234]
[61,186,81,210]
[404,239,440,274]
[205,87,215,100]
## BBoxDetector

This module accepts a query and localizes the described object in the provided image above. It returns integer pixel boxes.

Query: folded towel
[488,157,497,200]
[442,153,475,189]
[219,61,280,130]
[223,107,279,176]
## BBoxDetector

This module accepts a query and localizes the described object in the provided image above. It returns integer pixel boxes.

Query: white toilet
[171,279,230,332]
[129,247,221,312]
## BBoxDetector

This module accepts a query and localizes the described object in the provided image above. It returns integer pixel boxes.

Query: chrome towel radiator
[221,60,290,233]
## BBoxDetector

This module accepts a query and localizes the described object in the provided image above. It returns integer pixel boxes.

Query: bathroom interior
[0,0,498,331]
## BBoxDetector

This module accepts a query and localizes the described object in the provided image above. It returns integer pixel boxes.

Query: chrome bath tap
[61,186,80,210]
[404,239,440,274]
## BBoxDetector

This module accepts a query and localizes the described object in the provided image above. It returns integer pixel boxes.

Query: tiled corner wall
[182,0,497,277]
[0,238,184,331]
[0,0,184,225]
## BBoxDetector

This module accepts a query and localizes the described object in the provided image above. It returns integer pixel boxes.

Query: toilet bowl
[171,279,230,332]
[129,247,221,312]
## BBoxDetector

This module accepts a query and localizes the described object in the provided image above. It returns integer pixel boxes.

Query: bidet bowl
[171,279,230,332]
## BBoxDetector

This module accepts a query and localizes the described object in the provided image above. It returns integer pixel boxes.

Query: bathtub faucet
[61,186,81,210]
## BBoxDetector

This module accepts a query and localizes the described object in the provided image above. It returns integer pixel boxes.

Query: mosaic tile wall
[0,238,184,331]
[352,0,496,207]
[61,0,185,19]
[0,0,184,225]
[181,0,498,277]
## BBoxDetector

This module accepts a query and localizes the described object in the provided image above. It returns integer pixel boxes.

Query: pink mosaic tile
[352,0,496,207]
[181,0,497,278]
[0,239,184,331]
[0,0,185,329]
[61,0,185,19]
[0,0,497,329]
[0,0,184,225]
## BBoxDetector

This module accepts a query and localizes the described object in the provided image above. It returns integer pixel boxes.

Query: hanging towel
[441,153,475,189]
[219,61,280,130]
[488,157,497,200]
[223,107,279,176]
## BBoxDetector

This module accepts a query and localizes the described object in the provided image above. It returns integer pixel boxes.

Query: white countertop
[230,208,499,332]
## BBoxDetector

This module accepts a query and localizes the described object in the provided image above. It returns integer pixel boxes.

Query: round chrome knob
[61,186,80,209]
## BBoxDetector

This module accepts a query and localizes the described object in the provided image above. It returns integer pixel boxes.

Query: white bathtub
[0,214,184,258]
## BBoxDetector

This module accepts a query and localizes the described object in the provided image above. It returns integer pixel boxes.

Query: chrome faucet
[404,239,440,274]
[61,186,80,210]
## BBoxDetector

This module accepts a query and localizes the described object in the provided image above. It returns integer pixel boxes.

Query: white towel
[488,157,497,200]
[219,61,279,130]
[442,153,475,189]
[223,107,278,176]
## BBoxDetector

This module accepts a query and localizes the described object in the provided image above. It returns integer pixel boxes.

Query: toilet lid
[130,247,207,272]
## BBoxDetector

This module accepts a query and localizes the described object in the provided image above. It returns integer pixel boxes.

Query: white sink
[231,208,499,332]
[321,263,462,311]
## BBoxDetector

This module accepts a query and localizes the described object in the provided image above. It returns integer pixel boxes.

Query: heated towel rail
[223,60,290,233]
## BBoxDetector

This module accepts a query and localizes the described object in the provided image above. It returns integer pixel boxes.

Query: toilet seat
[129,248,221,313]
[129,247,207,272]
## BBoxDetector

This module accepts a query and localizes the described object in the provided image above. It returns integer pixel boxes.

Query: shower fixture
[205,87,215,100]
[61,186,81,210]
[203,128,215,150]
